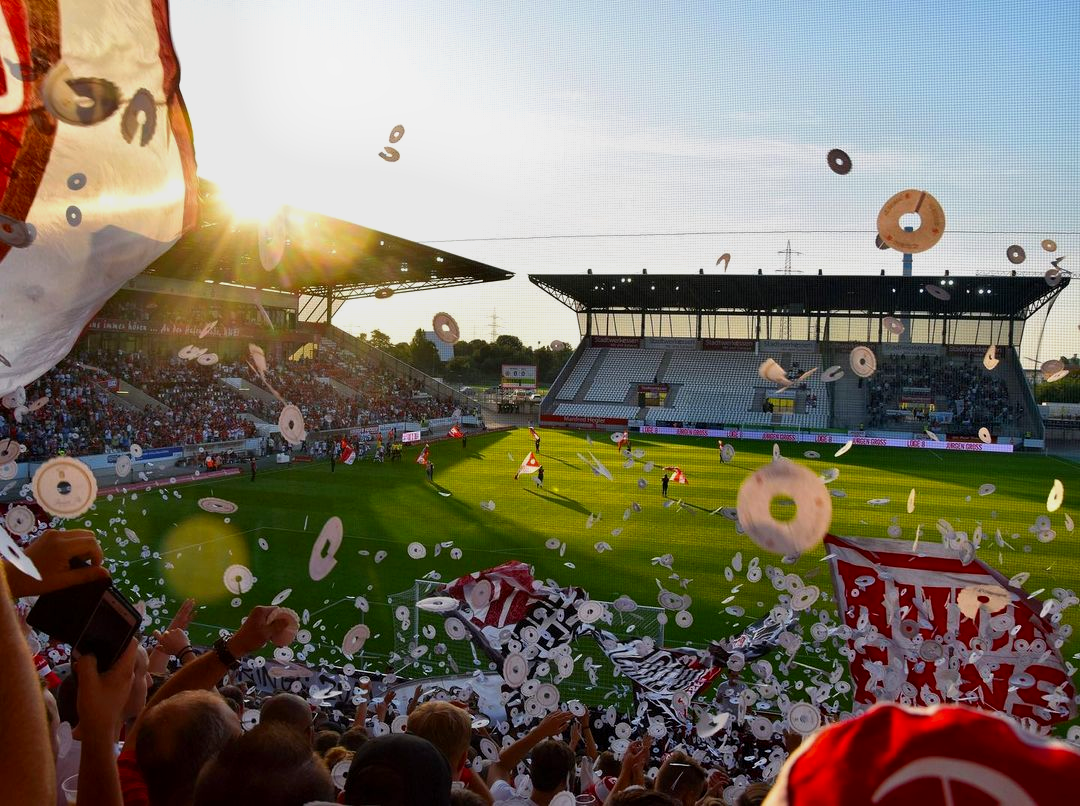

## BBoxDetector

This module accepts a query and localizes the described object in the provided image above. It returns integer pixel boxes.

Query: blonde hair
[407,700,472,766]
[322,746,352,770]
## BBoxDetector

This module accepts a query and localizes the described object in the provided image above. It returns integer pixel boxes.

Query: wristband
[212,637,240,669]
[178,646,197,660]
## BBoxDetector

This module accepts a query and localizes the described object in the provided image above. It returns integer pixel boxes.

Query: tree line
[357,330,574,386]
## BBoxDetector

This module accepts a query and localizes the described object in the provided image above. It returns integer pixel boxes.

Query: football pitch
[88,428,1079,720]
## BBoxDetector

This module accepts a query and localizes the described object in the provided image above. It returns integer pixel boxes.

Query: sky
[170,1,1079,360]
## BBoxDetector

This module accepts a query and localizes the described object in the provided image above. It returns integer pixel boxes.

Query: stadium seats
[554,348,600,400]
[582,350,664,402]
[550,341,830,429]
[1,341,459,460]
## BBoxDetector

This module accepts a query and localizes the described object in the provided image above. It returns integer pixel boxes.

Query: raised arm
[489,710,574,783]
[0,563,56,806]
[75,642,138,806]
[129,605,291,748]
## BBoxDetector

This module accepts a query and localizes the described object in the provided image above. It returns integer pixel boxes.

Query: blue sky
[171,1,1079,358]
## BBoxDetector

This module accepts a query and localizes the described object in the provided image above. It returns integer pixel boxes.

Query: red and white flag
[825,533,1075,729]
[528,425,539,441]
[448,425,463,439]
[339,439,355,465]
[416,445,430,466]
[514,452,541,479]
[664,466,688,484]
[444,561,547,629]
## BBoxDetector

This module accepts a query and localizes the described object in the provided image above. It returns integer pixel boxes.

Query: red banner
[541,414,629,427]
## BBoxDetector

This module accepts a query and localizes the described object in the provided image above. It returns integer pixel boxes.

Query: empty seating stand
[583,350,663,402]
[555,340,830,428]
[555,348,600,400]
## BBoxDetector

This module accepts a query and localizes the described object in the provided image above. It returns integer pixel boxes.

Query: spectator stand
[529,272,1067,451]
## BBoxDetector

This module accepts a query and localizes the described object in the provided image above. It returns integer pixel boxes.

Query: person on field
[661,473,669,497]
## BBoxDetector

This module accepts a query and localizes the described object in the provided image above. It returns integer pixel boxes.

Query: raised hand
[225,605,293,657]
[4,529,109,598]
[165,597,196,632]
[536,709,575,738]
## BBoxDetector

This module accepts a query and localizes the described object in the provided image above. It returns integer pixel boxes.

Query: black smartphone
[27,576,142,672]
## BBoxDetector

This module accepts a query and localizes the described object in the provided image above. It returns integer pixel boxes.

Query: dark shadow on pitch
[524,488,590,515]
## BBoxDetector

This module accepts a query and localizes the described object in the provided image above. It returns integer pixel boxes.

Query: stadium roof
[142,180,513,300]
[529,272,1070,320]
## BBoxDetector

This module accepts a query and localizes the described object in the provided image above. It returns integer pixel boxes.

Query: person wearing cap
[763,701,1080,805]
[342,733,452,806]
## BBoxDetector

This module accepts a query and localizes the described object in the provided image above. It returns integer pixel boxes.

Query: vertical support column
[325,291,334,325]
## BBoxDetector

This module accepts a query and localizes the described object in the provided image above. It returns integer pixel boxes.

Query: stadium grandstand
[533,271,1071,451]
[0,179,513,465]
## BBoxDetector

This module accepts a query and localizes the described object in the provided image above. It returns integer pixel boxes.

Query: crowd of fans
[1,532,776,806]
[1,346,458,461]
[866,354,1024,432]
[5,530,1078,806]
[94,293,288,333]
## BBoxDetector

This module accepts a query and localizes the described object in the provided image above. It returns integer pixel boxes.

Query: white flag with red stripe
[528,425,539,441]
[448,425,463,439]
[416,445,430,466]
[339,439,355,465]
[825,533,1075,729]
[664,466,688,484]
[514,452,541,479]
[443,561,548,629]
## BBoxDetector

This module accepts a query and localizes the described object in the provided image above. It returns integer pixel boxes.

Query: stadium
[2,4,1080,806]
[4,179,1079,791]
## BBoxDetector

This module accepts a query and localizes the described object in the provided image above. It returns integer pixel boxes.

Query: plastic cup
[62,774,78,806]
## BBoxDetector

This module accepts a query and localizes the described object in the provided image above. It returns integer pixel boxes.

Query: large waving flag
[664,466,688,484]
[826,533,1075,729]
[448,425,463,439]
[514,452,541,479]
[0,0,198,396]
[339,439,355,465]
[415,444,430,466]
[443,561,547,629]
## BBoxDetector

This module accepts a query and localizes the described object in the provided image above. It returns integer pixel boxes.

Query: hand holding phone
[27,565,141,672]
[3,529,109,599]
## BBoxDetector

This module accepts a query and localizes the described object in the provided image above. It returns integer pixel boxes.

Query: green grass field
[88,428,1079,723]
